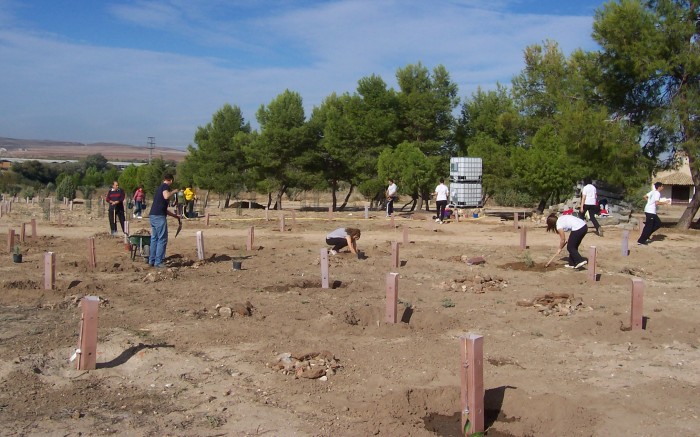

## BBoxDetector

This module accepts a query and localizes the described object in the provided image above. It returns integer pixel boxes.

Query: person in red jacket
[132,185,145,219]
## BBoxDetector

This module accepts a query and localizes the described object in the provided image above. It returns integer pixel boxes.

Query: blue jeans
[134,200,143,216]
[149,215,168,266]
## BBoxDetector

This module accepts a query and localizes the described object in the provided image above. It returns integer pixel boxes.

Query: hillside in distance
[0,137,188,162]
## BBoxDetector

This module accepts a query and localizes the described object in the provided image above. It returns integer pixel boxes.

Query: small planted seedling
[441,298,455,308]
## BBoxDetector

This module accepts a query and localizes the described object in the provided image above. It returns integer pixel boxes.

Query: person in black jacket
[105,180,126,236]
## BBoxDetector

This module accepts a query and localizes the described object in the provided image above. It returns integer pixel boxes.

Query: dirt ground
[0,199,698,437]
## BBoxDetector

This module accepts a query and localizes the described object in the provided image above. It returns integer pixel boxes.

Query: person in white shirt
[637,182,665,245]
[546,213,589,269]
[385,179,398,217]
[580,177,602,236]
[434,178,449,223]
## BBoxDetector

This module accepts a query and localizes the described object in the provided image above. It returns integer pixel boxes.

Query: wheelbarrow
[128,234,151,262]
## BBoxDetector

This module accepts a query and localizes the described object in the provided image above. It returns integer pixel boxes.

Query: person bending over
[325,227,361,256]
[546,213,588,269]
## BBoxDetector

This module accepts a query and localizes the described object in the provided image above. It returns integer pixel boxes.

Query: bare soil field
[0,138,186,162]
[0,200,698,436]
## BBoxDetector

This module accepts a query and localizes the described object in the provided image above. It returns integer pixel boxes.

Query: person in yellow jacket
[184,187,196,218]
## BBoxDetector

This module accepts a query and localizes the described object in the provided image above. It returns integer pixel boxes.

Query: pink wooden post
[247,226,254,251]
[44,252,56,290]
[621,230,629,257]
[87,237,96,269]
[20,223,26,243]
[631,278,644,330]
[124,220,130,235]
[588,246,597,282]
[205,213,210,227]
[265,207,269,221]
[390,215,395,229]
[364,205,369,219]
[279,215,285,232]
[327,206,333,220]
[57,213,62,226]
[460,334,485,435]
[519,225,526,249]
[291,210,296,228]
[196,231,205,260]
[385,272,399,323]
[31,218,37,238]
[391,241,400,269]
[320,248,329,289]
[8,229,15,252]
[77,296,100,370]
[514,212,519,228]
[69,200,73,211]
[402,225,409,245]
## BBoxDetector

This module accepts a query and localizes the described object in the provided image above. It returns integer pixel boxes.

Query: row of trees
[1,154,177,203]
[178,1,699,228]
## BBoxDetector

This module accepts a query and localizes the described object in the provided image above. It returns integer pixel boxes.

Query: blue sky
[0,0,608,150]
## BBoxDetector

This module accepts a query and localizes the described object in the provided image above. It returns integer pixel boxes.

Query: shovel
[545,248,562,267]
[175,218,182,238]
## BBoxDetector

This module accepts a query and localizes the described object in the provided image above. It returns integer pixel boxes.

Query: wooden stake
[364,205,369,219]
[20,223,26,243]
[205,213,210,227]
[402,225,409,245]
[196,231,205,260]
[8,229,15,252]
[31,218,37,238]
[460,334,485,435]
[77,296,100,370]
[621,230,629,257]
[631,278,644,330]
[390,215,395,229]
[279,214,285,232]
[588,246,597,282]
[320,248,329,289]
[87,237,97,269]
[514,212,519,228]
[327,206,333,220]
[391,241,400,269]
[385,272,399,323]
[44,252,56,290]
[247,226,254,251]
[519,225,527,249]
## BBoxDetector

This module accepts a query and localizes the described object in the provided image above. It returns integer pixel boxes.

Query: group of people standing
[379,175,668,270]
[104,174,192,268]
[546,178,667,269]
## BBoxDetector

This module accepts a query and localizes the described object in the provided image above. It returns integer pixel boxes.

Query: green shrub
[55,176,77,201]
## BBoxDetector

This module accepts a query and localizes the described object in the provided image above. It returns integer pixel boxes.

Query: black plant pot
[12,254,22,263]
[232,261,242,270]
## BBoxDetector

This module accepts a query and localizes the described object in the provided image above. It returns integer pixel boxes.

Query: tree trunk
[274,185,287,210]
[676,156,700,229]
[267,192,273,209]
[338,184,354,212]
[537,198,547,213]
[203,190,209,209]
[331,181,338,212]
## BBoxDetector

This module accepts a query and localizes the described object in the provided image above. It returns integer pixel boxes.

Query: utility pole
[147,137,155,163]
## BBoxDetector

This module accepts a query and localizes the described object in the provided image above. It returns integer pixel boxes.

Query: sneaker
[596,228,604,237]
[575,260,588,269]
[564,264,575,269]
[435,218,441,223]
[132,213,136,218]
[329,249,337,255]
[137,216,142,219]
